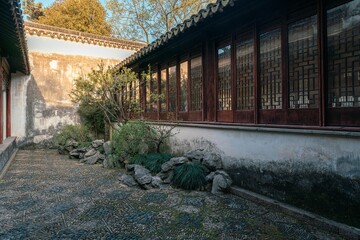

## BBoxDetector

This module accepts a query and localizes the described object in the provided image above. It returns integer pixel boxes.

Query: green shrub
[172,162,207,190]
[130,153,174,174]
[77,103,105,137]
[112,120,157,160]
[53,124,92,146]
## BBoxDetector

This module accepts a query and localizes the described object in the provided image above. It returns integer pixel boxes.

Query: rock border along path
[0,150,346,239]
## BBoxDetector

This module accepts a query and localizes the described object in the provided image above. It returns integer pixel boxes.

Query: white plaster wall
[167,124,360,178]
[11,73,31,142]
[27,35,134,60]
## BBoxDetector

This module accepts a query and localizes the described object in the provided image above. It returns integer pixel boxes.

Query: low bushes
[172,162,207,190]
[112,121,157,160]
[53,124,92,146]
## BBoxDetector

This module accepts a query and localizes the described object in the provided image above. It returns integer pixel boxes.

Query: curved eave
[0,0,30,74]
[118,0,235,69]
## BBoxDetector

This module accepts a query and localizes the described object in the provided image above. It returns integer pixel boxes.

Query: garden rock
[184,149,205,163]
[69,148,87,159]
[81,152,101,165]
[162,170,174,184]
[84,148,97,158]
[203,152,223,171]
[92,139,104,148]
[161,157,188,172]
[151,176,163,188]
[103,155,121,169]
[133,165,152,187]
[205,172,216,182]
[211,171,232,195]
[118,173,138,187]
[103,141,112,155]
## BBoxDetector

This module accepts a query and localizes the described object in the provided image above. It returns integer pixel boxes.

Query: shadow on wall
[23,75,79,146]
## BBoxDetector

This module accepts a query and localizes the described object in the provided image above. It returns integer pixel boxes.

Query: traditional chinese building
[121,0,360,218]
[0,0,30,172]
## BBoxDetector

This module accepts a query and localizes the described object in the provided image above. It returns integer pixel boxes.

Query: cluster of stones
[119,149,233,195]
[58,139,120,168]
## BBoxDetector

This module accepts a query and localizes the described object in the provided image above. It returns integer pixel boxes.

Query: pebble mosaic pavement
[0,150,345,239]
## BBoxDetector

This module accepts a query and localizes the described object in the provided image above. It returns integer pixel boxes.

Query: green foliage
[23,0,44,21]
[53,124,92,146]
[130,153,173,174]
[77,102,105,136]
[112,121,157,160]
[172,162,207,190]
[70,64,140,125]
[37,0,111,36]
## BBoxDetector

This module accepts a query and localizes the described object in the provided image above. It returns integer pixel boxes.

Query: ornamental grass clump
[172,162,207,190]
[130,153,173,174]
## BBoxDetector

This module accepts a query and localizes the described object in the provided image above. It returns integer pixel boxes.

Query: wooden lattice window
[168,65,177,112]
[160,69,167,112]
[260,28,282,109]
[180,61,188,112]
[236,37,254,110]
[327,0,360,108]
[288,15,319,109]
[217,45,232,111]
[190,56,203,111]
[151,72,158,112]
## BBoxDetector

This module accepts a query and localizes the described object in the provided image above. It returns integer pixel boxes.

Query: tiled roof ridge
[25,21,146,51]
[118,0,236,68]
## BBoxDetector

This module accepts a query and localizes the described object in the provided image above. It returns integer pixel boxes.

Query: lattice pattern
[236,38,254,110]
[190,57,203,111]
[218,45,232,111]
[180,61,188,112]
[160,69,167,112]
[151,73,158,112]
[260,28,282,109]
[327,0,360,107]
[168,66,177,112]
[288,15,319,109]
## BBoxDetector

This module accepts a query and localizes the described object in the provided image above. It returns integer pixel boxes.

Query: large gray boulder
[92,139,104,148]
[81,152,101,165]
[203,152,223,171]
[211,170,232,195]
[118,173,138,187]
[103,141,112,155]
[133,165,152,186]
[84,148,97,158]
[184,149,205,163]
[161,157,188,172]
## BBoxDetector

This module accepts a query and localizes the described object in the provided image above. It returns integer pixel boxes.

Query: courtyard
[0,150,345,239]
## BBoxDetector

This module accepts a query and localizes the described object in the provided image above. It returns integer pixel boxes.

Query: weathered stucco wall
[165,123,360,226]
[13,51,119,145]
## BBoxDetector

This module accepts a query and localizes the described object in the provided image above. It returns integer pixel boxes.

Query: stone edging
[230,186,360,240]
[0,148,18,180]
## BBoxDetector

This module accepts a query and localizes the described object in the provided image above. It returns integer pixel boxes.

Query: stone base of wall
[0,137,17,174]
[228,167,360,228]
[154,122,360,228]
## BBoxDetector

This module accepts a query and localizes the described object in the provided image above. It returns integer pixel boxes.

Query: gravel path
[0,150,344,239]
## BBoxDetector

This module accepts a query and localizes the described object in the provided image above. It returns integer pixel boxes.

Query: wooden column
[6,80,11,137]
[0,67,3,144]
[318,0,326,127]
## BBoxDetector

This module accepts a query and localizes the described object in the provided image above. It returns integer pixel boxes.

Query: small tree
[69,64,141,126]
